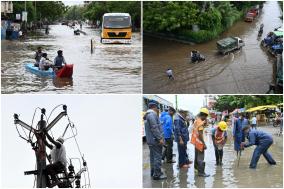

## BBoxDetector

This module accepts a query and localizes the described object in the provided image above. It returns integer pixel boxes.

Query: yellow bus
[101,13,132,44]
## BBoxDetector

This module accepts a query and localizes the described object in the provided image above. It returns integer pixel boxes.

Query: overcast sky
[159,95,206,115]
[1,95,141,188]
[62,1,84,6]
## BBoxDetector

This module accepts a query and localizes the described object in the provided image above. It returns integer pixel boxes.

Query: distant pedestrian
[166,68,174,80]
[251,114,257,130]
[191,108,210,177]
[144,100,167,180]
[211,121,228,166]
[241,126,276,169]
[174,109,191,168]
[161,107,176,163]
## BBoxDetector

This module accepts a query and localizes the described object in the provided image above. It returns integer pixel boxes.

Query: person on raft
[34,46,43,67]
[39,53,52,71]
[53,50,67,70]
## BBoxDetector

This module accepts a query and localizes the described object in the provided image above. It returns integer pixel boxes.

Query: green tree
[83,1,141,28]
[9,1,66,23]
[213,95,282,112]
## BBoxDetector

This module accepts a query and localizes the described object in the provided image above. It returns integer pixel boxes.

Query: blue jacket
[174,114,189,143]
[160,112,173,139]
[244,129,273,147]
[233,118,249,137]
[144,109,163,145]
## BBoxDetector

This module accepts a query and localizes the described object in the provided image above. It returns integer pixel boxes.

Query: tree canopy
[10,1,66,22]
[213,95,283,112]
[143,1,263,42]
[83,1,141,28]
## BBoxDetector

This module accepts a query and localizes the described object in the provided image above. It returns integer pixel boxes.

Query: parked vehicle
[216,37,245,55]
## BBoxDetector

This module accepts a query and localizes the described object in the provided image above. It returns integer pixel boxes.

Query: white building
[1,1,13,15]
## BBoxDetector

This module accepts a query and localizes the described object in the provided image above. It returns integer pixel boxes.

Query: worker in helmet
[44,130,68,187]
[190,108,210,177]
[241,125,276,169]
[211,121,228,166]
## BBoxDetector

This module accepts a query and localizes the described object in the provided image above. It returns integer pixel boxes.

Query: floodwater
[143,1,283,94]
[143,126,283,188]
[1,25,141,94]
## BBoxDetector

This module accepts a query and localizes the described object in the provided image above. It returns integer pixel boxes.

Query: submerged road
[143,1,282,94]
[143,125,283,188]
[1,25,141,94]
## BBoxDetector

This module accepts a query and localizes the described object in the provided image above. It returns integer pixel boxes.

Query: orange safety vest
[214,128,225,145]
[190,118,205,152]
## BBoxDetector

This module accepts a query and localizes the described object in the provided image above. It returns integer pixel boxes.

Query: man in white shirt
[44,130,68,187]
[251,115,257,130]
[39,53,52,71]
[166,68,174,80]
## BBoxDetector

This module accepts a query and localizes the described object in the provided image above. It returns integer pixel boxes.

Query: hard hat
[218,121,228,131]
[200,108,209,115]
[57,137,64,144]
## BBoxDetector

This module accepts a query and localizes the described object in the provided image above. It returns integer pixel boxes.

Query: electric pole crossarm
[14,114,37,133]
[46,111,67,131]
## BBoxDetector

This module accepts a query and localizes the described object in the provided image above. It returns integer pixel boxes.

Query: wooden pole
[91,39,93,54]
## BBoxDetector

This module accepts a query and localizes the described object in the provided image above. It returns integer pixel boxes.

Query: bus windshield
[103,16,131,29]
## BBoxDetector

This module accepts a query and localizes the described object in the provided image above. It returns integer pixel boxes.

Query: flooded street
[143,1,282,94]
[1,25,141,94]
[143,125,283,188]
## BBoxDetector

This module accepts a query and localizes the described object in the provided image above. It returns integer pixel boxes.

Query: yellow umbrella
[246,105,277,112]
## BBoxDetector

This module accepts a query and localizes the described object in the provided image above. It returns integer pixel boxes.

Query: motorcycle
[273,118,281,127]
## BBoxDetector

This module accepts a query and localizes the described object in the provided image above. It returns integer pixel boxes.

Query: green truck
[217,37,245,55]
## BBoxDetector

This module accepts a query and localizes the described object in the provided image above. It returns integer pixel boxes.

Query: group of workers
[144,100,278,181]
[34,47,67,71]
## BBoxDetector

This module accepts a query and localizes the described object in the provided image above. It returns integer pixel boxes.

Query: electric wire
[15,104,91,188]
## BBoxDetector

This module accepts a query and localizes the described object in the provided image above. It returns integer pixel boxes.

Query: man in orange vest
[191,108,210,177]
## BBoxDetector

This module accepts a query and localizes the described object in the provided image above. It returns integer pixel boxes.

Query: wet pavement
[143,125,283,188]
[143,1,283,94]
[1,25,141,94]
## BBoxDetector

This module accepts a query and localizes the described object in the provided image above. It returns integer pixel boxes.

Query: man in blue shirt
[161,107,176,163]
[174,109,190,168]
[233,113,249,155]
[241,126,276,168]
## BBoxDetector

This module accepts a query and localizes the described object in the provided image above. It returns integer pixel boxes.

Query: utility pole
[14,105,68,188]
[35,108,48,187]
[175,95,178,110]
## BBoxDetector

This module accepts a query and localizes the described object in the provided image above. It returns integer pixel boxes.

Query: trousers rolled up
[250,140,276,168]
[149,144,163,177]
